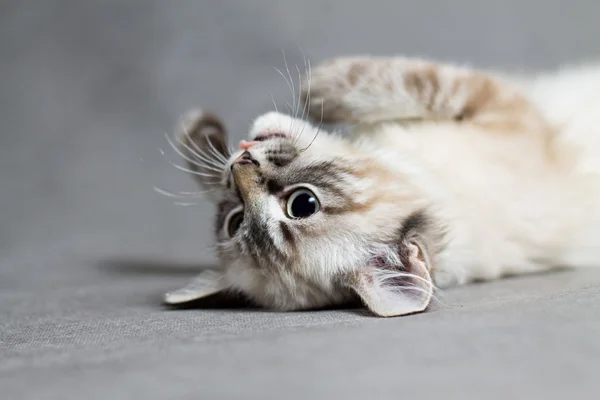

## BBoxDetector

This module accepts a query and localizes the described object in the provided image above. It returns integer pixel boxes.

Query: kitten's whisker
[179,122,227,167]
[172,152,223,174]
[282,50,299,135]
[295,53,312,145]
[167,127,225,171]
[177,189,215,195]
[284,100,294,114]
[274,65,296,111]
[270,94,279,114]
[292,47,312,146]
[153,186,215,199]
[300,55,311,123]
[176,134,226,171]
[164,133,213,170]
[273,67,295,114]
[273,66,294,100]
[299,100,323,152]
[178,125,214,162]
[158,149,220,178]
[293,63,308,142]
[206,136,230,163]
[168,141,223,173]
[171,163,219,178]
[206,141,229,163]
[193,162,222,174]
[181,130,228,166]
[174,201,200,207]
[194,148,227,171]
[294,64,303,120]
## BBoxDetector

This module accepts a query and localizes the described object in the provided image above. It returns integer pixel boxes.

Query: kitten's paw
[301,57,375,123]
[302,56,469,125]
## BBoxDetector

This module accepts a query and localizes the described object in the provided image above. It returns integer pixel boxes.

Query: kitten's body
[165,56,600,317]
[351,64,600,287]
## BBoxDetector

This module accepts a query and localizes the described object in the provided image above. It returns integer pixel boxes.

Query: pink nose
[238,140,258,151]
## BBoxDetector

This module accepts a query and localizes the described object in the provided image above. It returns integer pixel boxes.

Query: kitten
[163,56,600,317]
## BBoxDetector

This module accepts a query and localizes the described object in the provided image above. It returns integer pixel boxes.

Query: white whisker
[178,121,229,168]
[299,100,323,152]
[174,134,226,172]
[206,136,230,163]
[295,49,312,144]
[292,63,307,141]
[270,94,279,114]
[273,67,295,114]
[174,201,200,206]
[164,133,222,173]
[294,64,303,120]
[180,121,211,158]
[158,148,221,178]
[283,100,294,114]
[195,146,228,170]
[153,186,215,199]
[164,133,205,167]
[274,66,296,114]
[282,50,299,136]
[299,57,311,122]
[172,163,217,178]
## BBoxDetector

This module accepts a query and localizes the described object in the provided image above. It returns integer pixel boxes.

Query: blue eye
[286,189,320,219]
[226,211,243,237]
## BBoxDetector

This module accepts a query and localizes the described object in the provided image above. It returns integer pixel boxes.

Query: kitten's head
[164,110,441,317]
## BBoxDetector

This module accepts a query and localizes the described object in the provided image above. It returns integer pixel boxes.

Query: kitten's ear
[163,269,228,305]
[350,239,434,317]
[178,110,230,200]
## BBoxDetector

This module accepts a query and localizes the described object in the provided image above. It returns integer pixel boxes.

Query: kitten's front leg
[302,56,546,131]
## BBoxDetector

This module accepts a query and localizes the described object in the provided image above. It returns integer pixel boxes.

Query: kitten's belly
[528,63,600,175]
[362,122,593,285]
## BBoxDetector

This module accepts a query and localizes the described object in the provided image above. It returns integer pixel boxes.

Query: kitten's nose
[239,140,258,151]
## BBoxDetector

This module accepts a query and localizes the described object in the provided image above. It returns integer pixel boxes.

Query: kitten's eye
[226,211,244,237]
[286,189,320,219]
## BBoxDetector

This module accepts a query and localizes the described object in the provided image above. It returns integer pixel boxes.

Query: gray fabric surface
[2,1,600,399]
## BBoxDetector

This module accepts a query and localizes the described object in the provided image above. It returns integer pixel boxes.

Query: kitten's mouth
[254,132,288,142]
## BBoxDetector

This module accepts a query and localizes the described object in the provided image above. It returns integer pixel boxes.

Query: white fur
[257,61,600,291]
[373,62,600,285]
[171,59,600,315]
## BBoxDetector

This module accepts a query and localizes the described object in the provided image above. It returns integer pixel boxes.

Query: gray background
[2,1,600,399]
